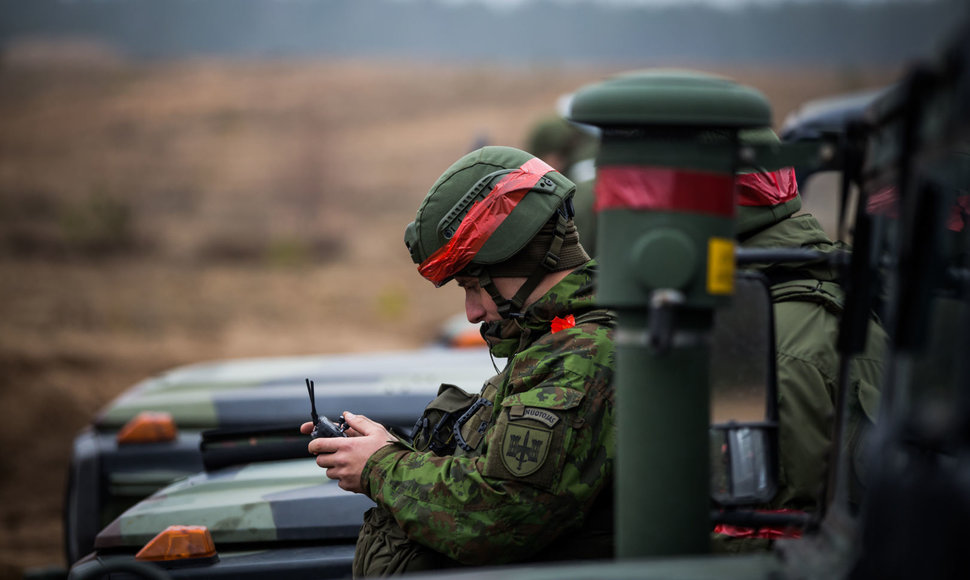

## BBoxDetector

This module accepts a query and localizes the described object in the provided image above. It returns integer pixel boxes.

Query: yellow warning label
[707,237,735,295]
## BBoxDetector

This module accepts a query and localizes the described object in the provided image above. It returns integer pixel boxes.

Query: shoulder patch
[501,424,552,477]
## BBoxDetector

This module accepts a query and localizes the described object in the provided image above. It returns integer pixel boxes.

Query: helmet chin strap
[476,208,569,320]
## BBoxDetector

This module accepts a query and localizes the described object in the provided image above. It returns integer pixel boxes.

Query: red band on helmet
[418,157,556,286]
[594,166,735,216]
[736,167,798,207]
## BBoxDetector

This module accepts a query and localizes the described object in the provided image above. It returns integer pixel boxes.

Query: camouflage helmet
[735,127,802,237]
[405,146,587,318]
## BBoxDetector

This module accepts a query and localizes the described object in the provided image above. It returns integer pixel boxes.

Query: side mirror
[709,271,779,506]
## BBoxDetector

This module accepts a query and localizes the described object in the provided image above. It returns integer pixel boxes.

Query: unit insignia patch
[501,424,552,477]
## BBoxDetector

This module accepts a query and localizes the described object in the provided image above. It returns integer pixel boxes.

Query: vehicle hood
[94,458,367,549]
[97,346,494,430]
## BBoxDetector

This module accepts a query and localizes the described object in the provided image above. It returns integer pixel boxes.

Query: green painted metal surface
[570,69,771,129]
[595,211,734,308]
[569,69,772,559]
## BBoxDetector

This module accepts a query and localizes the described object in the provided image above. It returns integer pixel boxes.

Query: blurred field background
[0,47,897,575]
[1,0,956,574]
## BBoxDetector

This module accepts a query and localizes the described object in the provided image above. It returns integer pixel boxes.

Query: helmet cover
[405,146,576,285]
[736,127,802,236]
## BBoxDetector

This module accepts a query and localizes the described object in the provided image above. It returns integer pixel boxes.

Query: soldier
[524,113,598,185]
[713,128,887,548]
[302,146,616,576]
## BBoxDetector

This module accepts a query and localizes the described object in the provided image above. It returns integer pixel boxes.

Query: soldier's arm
[362,357,614,565]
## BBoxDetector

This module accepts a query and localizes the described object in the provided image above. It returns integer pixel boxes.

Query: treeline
[0,0,964,66]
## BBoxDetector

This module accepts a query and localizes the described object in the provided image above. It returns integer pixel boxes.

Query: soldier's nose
[465,294,485,323]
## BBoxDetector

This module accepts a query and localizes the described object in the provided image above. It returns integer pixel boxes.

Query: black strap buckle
[453,398,494,452]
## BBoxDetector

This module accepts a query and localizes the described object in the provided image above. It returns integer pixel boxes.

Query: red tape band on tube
[594,166,735,216]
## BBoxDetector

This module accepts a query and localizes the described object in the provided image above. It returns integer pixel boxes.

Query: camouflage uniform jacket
[360,261,616,566]
[741,214,886,514]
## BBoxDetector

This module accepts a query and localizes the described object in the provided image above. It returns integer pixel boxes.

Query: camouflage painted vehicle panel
[66,345,493,564]
[95,459,367,548]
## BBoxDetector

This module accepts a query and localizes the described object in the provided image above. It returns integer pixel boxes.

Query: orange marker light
[116,411,177,445]
[451,327,487,348]
[135,525,217,562]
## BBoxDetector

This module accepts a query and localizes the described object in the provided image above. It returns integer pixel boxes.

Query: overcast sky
[425,0,905,7]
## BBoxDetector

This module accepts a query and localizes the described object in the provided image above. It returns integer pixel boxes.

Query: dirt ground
[0,45,899,577]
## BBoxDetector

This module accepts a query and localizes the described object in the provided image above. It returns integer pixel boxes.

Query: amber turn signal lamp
[451,328,486,348]
[135,525,217,562]
[116,411,177,445]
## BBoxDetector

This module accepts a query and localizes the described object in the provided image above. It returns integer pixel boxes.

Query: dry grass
[0,49,899,575]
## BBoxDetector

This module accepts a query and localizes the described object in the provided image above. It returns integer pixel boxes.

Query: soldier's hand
[308,412,395,493]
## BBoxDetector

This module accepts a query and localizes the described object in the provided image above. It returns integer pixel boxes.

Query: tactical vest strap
[411,383,481,456]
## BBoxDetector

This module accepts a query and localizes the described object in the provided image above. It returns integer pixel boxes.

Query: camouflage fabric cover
[714,213,886,552]
[404,146,577,272]
[357,261,616,575]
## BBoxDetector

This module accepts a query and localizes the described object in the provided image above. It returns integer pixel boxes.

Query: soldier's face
[455,275,526,324]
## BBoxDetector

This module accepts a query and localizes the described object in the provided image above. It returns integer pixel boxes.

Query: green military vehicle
[67,14,969,579]
[64,343,494,568]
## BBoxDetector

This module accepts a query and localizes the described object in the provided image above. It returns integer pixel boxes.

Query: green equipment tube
[569,70,772,558]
